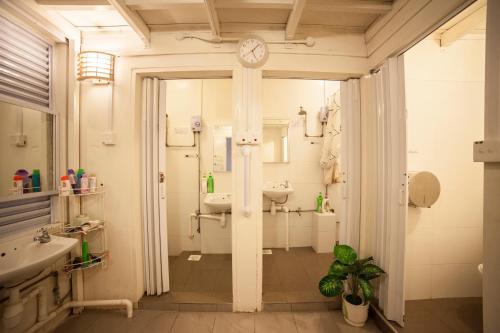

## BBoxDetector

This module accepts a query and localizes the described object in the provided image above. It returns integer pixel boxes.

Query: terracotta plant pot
[342,293,369,327]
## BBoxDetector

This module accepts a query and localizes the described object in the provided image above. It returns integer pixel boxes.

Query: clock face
[237,35,268,68]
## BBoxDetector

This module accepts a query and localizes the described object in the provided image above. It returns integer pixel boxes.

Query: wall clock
[236,35,269,68]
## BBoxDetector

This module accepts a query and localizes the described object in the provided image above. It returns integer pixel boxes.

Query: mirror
[263,119,289,163]
[0,100,55,197]
[213,126,232,172]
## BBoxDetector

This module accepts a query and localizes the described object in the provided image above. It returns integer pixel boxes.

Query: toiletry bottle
[15,169,30,193]
[76,168,84,192]
[32,169,41,192]
[68,169,77,194]
[207,172,214,193]
[82,240,89,266]
[89,174,97,193]
[12,175,23,196]
[201,173,207,194]
[60,175,71,196]
[80,174,89,194]
[316,192,323,213]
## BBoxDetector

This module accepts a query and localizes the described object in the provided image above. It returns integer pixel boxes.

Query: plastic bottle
[76,168,85,192]
[60,175,71,196]
[32,169,41,192]
[12,175,23,196]
[316,192,324,213]
[89,174,97,193]
[207,172,214,193]
[201,173,207,194]
[81,240,89,266]
[68,169,77,194]
[80,174,89,194]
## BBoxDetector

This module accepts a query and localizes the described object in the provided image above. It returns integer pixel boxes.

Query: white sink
[263,181,294,201]
[0,234,78,286]
[204,193,232,212]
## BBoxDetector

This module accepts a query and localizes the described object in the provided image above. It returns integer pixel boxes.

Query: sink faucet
[34,228,51,243]
[284,180,289,188]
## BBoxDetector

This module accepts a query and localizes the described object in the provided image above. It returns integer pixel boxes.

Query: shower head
[298,107,307,116]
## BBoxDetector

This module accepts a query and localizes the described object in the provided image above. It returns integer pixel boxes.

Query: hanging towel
[320,91,341,185]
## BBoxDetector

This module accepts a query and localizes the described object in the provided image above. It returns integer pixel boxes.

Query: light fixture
[77,51,115,82]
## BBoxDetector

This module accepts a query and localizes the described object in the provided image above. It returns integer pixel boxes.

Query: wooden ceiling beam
[440,5,486,47]
[107,0,151,46]
[285,0,306,40]
[307,0,392,14]
[204,0,220,37]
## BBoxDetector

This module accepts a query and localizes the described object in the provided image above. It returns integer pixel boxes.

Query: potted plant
[318,244,384,327]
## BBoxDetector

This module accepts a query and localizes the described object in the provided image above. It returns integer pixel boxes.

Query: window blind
[0,196,52,235]
[0,15,51,109]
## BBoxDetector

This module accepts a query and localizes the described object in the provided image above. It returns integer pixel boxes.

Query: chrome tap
[284,180,289,188]
[34,228,51,243]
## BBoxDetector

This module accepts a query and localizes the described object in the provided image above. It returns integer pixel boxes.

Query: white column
[483,2,500,332]
[231,68,263,312]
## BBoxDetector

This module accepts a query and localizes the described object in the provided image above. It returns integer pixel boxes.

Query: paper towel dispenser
[408,171,440,208]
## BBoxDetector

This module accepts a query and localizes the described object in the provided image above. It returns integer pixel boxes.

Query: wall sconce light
[77,51,116,145]
[77,51,115,83]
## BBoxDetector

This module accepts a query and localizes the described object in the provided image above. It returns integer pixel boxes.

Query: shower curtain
[141,78,170,296]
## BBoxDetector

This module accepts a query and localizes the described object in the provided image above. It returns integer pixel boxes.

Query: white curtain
[360,57,407,326]
[339,79,361,249]
[141,78,169,296]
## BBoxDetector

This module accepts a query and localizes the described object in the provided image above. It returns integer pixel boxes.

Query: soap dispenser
[201,173,207,194]
[207,172,214,193]
[316,192,323,213]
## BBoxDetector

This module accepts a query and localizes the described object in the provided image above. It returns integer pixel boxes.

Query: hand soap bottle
[207,172,214,193]
[201,173,207,194]
[316,192,324,213]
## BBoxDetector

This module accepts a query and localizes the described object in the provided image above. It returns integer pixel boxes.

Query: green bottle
[207,172,214,193]
[82,240,89,266]
[316,192,324,213]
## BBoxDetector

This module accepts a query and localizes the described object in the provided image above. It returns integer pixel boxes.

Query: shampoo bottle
[68,169,77,194]
[89,174,97,193]
[12,175,23,196]
[316,192,324,213]
[80,174,89,194]
[207,172,214,193]
[82,240,89,266]
[60,175,71,196]
[32,169,41,192]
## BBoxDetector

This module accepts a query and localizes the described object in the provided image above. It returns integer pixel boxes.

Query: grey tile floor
[52,309,382,333]
[141,247,334,307]
[398,298,483,333]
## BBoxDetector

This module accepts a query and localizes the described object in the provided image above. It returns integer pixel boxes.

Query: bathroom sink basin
[0,234,78,286]
[263,182,294,201]
[204,193,232,212]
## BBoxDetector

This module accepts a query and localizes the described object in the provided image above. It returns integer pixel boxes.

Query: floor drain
[263,249,273,255]
[187,254,202,261]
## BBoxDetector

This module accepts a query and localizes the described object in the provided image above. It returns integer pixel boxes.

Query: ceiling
[36,0,395,41]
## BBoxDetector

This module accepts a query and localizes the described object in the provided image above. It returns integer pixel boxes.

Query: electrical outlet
[10,134,27,147]
[235,132,260,145]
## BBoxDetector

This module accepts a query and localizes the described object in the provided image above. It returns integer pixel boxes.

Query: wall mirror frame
[212,125,232,172]
[0,100,58,201]
[263,118,290,164]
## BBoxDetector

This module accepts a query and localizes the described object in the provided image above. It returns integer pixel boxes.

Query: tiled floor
[262,247,334,304]
[52,309,382,333]
[140,247,336,308]
[398,298,483,333]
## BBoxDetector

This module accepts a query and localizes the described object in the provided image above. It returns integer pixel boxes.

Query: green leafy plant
[318,244,385,305]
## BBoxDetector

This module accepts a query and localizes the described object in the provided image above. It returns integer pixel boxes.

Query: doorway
[401,6,485,332]
[260,78,343,307]
[140,77,234,309]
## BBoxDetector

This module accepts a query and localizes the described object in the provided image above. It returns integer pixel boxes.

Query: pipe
[176,33,315,47]
[24,299,133,333]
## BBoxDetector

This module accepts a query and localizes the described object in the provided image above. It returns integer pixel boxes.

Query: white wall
[164,79,233,256]
[77,29,367,304]
[262,79,341,249]
[404,36,484,300]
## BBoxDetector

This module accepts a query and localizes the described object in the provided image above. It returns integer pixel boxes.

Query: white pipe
[176,33,315,46]
[24,299,133,333]
[272,205,290,251]
[242,146,251,217]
